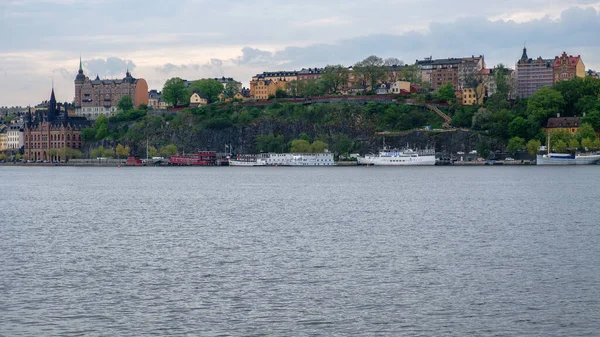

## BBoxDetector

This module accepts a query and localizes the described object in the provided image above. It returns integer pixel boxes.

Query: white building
[6,122,24,150]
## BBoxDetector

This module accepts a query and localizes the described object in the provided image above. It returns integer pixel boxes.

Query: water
[1,166,599,336]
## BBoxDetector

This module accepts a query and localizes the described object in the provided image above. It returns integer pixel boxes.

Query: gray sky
[1,0,600,107]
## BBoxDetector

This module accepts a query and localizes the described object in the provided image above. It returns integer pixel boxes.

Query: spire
[520,44,529,63]
[79,54,82,71]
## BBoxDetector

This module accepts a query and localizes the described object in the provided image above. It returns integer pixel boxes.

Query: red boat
[168,151,217,166]
[125,156,144,166]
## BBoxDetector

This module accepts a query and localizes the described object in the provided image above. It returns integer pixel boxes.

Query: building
[148,90,168,109]
[415,58,462,90]
[586,70,599,79]
[74,59,149,119]
[297,68,323,81]
[461,87,485,105]
[553,52,585,82]
[251,79,287,100]
[375,83,391,95]
[0,128,7,151]
[6,122,24,151]
[546,116,580,134]
[515,47,554,98]
[24,88,91,161]
[189,92,209,107]
[389,81,411,94]
[458,55,485,90]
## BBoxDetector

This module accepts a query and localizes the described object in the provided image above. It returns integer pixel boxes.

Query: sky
[1,0,600,107]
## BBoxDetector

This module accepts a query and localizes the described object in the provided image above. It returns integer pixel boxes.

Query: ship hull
[357,155,436,166]
[536,154,600,165]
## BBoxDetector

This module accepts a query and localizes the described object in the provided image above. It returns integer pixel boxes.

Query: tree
[592,139,600,151]
[160,144,178,157]
[117,95,134,111]
[384,57,404,82]
[581,137,594,151]
[81,126,96,142]
[568,138,580,150]
[189,79,223,103]
[476,139,491,159]
[526,87,565,124]
[576,123,596,142]
[138,103,148,110]
[102,147,115,158]
[554,140,567,153]
[353,55,386,90]
[116,143,130,159]
[222,81,239,99]
[526,139,542,155]
[290,139,311,153]
[275,88,287,98]
[95,124,109,141]
[148,146,158,157]
[309,140,328,153]
[438,83,456,102]
[162,77,189,107]
[506,136,525,153]
[91,146,104,158]
[508,116,530,139]
[321,65,349,94]
[582,110,600,131]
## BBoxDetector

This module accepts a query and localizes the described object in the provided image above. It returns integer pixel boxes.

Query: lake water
[1,166,599,336]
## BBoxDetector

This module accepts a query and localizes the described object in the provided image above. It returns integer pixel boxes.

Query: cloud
[83,57,136,77]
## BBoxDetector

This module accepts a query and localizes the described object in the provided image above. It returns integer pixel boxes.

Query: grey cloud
[52,67,73,80]
[83,57,136,77]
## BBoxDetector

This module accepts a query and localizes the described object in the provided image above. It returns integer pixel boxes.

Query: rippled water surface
[1,166,599,336]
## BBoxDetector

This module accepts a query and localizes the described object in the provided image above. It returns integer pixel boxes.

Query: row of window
[28,142,81,149]
[27,134,79,142]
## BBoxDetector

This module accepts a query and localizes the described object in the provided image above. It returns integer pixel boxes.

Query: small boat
[536,130,600,165]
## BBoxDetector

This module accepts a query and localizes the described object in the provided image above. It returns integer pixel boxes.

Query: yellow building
[546,117,580,135]
[189,92,208,107]
[251,79,287,100]
[0,129,7,151]
[461,86,485,105]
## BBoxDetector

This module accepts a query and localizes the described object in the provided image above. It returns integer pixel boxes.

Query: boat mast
[146,136,149,160]
[547,129,550,155]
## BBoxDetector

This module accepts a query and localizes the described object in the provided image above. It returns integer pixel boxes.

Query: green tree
[575,123,596,142]
[581,138,594,151]
[526,139,542,155]
[91,146,104,158]
[102,147,115,158]
[222,81,239,99]
[568,138,580,150]
[160,144,178,157]
[162,77,189,107]
[275,88,287,98]
[438,83,456,102]
[554,140,567,153]
[309,140,328,153]
[476,140,491,159]
[116,143,130,159]
[148,146,158,157]
[353,55,386,90]
[95,124,109,141]
[81,126,96,142]
[189,79,223,103]
[321,65,350,94]
[506,136,525,153]
[138,103,148,110]
[592,139,600,151]
[290,139,311,153]
[117,95,134,111]
[526,87,565,124]
[582,110,600,131]
[508,116,530,139]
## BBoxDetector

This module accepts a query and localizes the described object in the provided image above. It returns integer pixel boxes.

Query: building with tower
[74,58,148,119]
[553,52,585,82]
[515,46,554,98]
[24,88,90,162]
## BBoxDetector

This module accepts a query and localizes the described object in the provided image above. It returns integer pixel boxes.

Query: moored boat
[168,151,217,166]
[357,148,435,166]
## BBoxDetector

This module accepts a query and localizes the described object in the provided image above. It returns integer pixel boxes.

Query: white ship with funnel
[357,148,436,166]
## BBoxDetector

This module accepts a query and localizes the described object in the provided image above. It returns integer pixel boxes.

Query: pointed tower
[520,45,529,64]
[48,86,57,121]
[25,106,32,125]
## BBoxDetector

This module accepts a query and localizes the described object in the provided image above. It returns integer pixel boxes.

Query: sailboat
[536,130,600,165]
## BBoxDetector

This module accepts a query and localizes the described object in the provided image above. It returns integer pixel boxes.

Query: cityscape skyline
[2,0,600,107]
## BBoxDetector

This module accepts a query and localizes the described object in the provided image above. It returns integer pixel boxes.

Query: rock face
[171,119,490,155]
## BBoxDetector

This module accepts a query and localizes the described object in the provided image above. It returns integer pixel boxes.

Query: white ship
[536,153,600,165]
[228,159,266,166]
[257,153,335,166]
[536,130,600,165]
[357,148,436,166]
